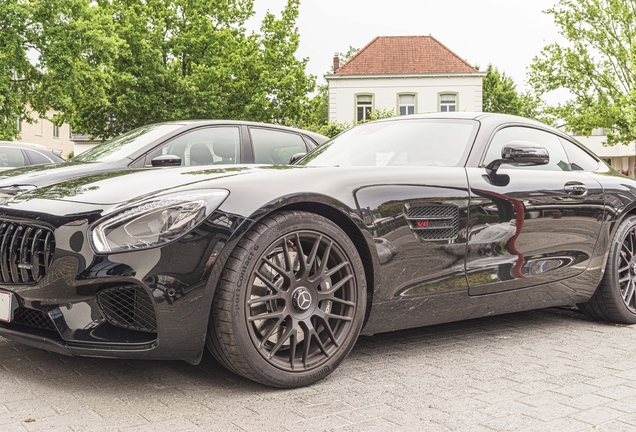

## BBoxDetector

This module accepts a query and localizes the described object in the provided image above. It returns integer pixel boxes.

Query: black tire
[578,215,636,324]
[206,211,367,388]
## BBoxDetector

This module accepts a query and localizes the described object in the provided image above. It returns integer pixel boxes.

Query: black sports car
[0,112,634,388]
[0,120,326,196]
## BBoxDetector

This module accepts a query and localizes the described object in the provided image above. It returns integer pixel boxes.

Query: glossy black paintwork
[0,112,635,363]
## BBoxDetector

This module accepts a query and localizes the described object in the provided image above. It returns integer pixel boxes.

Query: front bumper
[0,203,245,364]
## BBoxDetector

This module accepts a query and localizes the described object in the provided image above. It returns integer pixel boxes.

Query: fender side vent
[405,204,459,241]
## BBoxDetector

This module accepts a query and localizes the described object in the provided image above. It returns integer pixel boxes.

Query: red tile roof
[334,36,477,75]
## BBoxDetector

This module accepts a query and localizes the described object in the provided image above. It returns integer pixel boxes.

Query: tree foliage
[0,0,314,139]
[529,0,636,144]
[481,64,549,123]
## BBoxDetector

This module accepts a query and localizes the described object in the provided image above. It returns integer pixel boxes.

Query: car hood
[0,161,119,190]
[4,165,277,206]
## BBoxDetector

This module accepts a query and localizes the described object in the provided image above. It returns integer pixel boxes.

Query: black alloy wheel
[207,211,366,387]
[579,215,636,324]
[246,230,357,372]
[618,225,636,312]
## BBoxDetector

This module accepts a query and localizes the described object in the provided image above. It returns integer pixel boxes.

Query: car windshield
[300,119,478,167]
[73,124,183,163]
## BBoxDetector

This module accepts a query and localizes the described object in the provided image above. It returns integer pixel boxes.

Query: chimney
[333,52,340,73]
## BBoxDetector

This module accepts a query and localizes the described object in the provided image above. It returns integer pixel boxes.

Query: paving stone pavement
[2,308,636,431]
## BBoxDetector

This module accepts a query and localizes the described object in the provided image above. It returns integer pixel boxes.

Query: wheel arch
[273,200,377,324]
[219,194,380,327]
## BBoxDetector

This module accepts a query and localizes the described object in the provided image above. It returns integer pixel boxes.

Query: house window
[15,117,20,132]
[440,94,457,112]
[398,94,416,116]
[356,94,373,122]
[53,123,59,138]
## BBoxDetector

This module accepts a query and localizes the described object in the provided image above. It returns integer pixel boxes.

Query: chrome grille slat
[31,229,43,280]
[1,224,14,282]
[0,222,54,284]
[9,225,23,283]
[19,226,33,282]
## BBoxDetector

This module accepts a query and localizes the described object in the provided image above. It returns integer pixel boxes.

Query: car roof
[373,111,548,127]
[158,120,329,144]
[0,141,51,151]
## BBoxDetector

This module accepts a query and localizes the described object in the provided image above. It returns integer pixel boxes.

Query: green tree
[482,64,542,119]
[0,0,314,140]
[529,0,636,144]
[0,0,119,140]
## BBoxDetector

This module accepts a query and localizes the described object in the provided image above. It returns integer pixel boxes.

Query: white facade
[326,73,485,123]
[570,130,636,177]
[16,110,74,158]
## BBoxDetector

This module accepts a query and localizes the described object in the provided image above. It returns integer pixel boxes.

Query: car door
[466,125,605,295]
[248,128,311,164]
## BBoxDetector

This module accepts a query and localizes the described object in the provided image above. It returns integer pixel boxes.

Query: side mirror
[151,154,182,167]
[289,153,306,164]
[486,141,549,172]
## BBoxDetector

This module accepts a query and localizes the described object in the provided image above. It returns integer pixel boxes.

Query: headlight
[90,189,229,253]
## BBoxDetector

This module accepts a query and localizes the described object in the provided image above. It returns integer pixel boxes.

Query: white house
[565,128,636,177]
[325,36,486,123]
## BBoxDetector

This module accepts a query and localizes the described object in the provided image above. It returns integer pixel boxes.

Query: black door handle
[564,182,587,195]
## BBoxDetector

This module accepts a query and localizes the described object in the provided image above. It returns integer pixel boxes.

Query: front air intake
[96,286,158,333]
[0,222,54,284]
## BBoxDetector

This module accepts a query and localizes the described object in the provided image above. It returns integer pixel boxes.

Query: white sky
[248,0,566,101]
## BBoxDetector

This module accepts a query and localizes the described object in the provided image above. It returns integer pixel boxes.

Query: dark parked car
[0,113,634,388]
[0,141,64,170]
[0,121,327,195]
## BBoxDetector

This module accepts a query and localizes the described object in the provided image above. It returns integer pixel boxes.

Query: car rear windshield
[300,119,478,167]
[73,124,183,163]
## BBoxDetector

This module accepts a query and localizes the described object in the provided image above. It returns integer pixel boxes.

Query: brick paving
[1,308,636,431]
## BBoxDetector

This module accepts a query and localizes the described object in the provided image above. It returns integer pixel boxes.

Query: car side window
[483,126,571,171]
[25,150,52,165]
[144,127,240,167]
[0,147,26,168]
[250,128,308,164]
[558,137,601,171]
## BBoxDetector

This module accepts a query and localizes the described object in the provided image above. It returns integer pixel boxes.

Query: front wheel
[579,215,636,324]
[206,211,367,387]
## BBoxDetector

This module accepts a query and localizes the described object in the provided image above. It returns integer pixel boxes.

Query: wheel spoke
[319,274,353,296]
[248,311,285,322]
[259,317,284,348]
[623,280,635,304]
[304,234,322,277]
[288,329,298,370]
[262,258,291,283]
[254,270,282,293]
[619,275,632,284]
[294,233,307,277]
[314,313,339,348]
[268,323,295,359]
[326,261,349,277]
[317,239,333,276]
[247,293,281,306]
[282,236,294,274]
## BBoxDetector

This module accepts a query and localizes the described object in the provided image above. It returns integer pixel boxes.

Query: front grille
[405,205,459,241]
[0,222,54,284]
[96,286,157,333]
[12,307,56,332]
